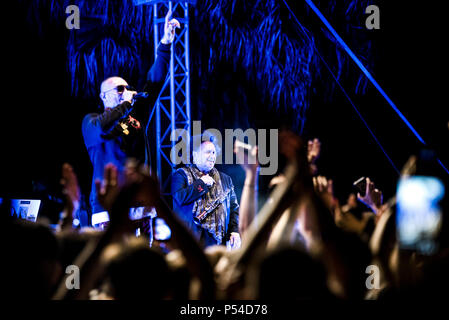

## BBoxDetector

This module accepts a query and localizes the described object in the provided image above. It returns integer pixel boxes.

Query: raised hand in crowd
[58,163,81,232]
[313,175,377,241]
[217,131,307,297]
[307,138,321,175]
[357,177,384,217]
[235,140,260,174]
[53,161,157,300]
[94,163,121,213]
[120,161,216,299]
[313,175,337,211]
[234,140,260,239]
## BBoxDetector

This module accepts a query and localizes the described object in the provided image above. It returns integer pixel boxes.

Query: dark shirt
[171,167,240,247]
[82,43,171,213]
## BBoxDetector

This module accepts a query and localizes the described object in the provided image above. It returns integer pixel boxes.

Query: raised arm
[357,177,384,217]
[57,163,81,233]
[225,132,307,274]
[155,197,216,299]
[52,164,137,300]
[141,11,180,95]
[125,162,216,299]
[234,141,260,240]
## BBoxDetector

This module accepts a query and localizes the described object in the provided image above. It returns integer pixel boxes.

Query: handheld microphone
[130,92,149,107]
[133,92,149,100]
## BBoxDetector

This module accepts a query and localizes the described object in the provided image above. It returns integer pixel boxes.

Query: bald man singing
[82,12,179,215]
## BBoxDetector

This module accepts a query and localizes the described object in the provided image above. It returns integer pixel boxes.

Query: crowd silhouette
[3,131,448,301]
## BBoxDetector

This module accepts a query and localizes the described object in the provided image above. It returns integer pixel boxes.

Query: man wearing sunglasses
[82,11,180,215]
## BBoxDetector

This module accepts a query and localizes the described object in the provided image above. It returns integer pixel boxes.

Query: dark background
[3,1,448,221]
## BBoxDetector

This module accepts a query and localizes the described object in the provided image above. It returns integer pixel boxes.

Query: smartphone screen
[129,206,156,220]
[353,177,367,197]
[154,217,171,241]
[396,176,445,255]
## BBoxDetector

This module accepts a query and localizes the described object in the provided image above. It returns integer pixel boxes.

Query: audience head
[256,246,332,300]
[103,238,172,300]
[7,221,62,299]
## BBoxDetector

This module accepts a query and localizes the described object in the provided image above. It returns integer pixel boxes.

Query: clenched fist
[120,89,137,104]
[200,175,215,187]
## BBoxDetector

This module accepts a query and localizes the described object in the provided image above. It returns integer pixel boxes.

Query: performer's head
[193,141,216,173]
[192,137,218,173]
[100,76,130,109]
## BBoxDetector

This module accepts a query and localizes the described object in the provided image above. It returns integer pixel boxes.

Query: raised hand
[60,163,81,214]
[95,163,120,212]
[307,138,321,163]
[279,130,303,162]
[235,141,259,239]
[234,140,259,174]
[120,88,138,104]
[161,10,180,44]
[99,159,160,210]
[357,177,383,214]
[313,175,337,210]
[98,160,160,233]
[126,161,160,209]
[307,138,321,175]
[59,163,81,230]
